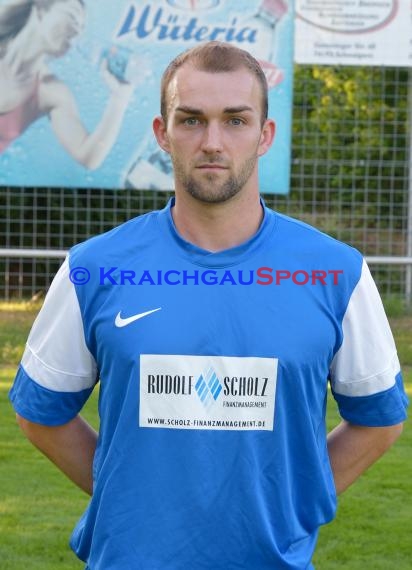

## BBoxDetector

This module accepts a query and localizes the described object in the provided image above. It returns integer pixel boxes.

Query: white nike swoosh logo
[115,308,162,328]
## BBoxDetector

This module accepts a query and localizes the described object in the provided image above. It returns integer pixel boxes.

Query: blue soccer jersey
[10,198,408,570]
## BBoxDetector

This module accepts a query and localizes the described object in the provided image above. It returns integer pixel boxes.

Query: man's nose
[200,122,224,154]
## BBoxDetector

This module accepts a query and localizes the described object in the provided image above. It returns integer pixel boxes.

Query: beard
[171,153,258,204]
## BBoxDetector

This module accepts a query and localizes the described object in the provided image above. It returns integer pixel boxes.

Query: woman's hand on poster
[100,58,134,103]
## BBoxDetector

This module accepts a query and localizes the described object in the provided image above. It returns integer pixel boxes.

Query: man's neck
[171,191,264,253]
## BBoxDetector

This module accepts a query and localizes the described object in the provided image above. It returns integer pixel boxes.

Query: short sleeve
[9,257,98,426]
[329,260,408,426]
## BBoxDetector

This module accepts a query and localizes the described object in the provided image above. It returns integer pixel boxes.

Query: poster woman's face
[39,0,85,57]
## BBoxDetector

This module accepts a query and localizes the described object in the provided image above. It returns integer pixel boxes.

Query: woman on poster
[0,0,133,169]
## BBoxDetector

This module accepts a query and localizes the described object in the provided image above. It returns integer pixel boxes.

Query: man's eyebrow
[175,106,203,115]
[174,105,254,115]
[223,106,254,114]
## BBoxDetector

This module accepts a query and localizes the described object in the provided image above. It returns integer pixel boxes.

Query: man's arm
[327,420,403,495]
[40,69,133,170]
[16,413,97,496]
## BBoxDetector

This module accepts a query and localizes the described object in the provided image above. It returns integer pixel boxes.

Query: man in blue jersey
[10,41,408,569]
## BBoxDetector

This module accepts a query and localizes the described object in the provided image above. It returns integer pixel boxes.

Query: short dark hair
[160,41,268,126]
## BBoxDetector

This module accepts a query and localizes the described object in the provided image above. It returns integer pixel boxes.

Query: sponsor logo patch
[139,354,277,431]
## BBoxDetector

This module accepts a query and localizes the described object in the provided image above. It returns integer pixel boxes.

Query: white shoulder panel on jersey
[330,259,400,397]
[21,257,97,393]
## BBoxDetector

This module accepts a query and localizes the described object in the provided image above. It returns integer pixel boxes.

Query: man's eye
[229,118,245,126]
[184,118,201,126]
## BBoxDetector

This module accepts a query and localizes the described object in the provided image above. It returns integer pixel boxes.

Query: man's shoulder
[271,209,362,263]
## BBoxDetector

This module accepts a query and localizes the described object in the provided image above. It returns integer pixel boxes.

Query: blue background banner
[0,0,294,193]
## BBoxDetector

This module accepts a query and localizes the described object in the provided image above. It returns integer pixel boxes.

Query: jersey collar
[159,197,277,268]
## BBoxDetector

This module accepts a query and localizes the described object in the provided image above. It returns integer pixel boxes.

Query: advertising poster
[0,0,294,194]
[295,0,412,67]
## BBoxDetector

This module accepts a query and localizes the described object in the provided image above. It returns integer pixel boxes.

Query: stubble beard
[172,154,258,204]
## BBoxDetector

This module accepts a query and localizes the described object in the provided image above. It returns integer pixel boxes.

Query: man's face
[155,64,274,204]
[40,0,85,57]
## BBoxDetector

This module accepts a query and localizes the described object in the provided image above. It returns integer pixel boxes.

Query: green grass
[0,382,96,569]
[313,370,412,569]
[0,303,41,367]
[0,303,410,569]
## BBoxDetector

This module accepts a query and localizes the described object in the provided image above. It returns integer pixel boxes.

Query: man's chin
[186,181,240,204]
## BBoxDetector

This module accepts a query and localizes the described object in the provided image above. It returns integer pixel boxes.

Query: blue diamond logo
[195,367,223,409]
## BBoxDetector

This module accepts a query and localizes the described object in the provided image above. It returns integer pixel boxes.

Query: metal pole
[366,256,412,264]
[0,248,67,258]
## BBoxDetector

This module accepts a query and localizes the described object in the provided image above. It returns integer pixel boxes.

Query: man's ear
[257,119,276,158]
[153,116,170,153]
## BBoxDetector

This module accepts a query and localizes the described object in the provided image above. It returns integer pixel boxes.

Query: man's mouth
[196,164,228,170]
